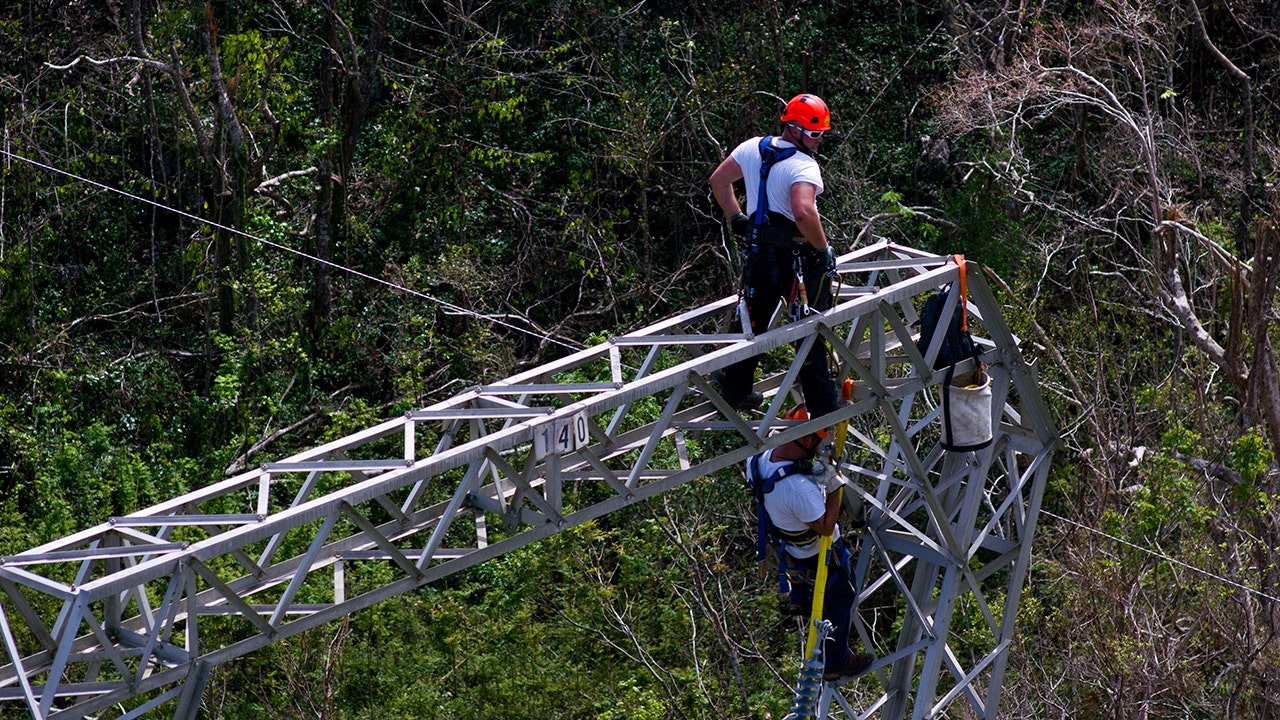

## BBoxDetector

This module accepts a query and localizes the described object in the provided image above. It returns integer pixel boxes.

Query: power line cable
[0,147,583,353]
[1041,508,1280,605]
[842,21,945,140]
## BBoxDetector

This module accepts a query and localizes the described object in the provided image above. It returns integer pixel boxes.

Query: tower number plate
[533,410,590,459]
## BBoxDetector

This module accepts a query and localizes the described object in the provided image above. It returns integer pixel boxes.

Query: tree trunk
[1246,220,1280,457]
[202,4,245,335]
[311,2,337,336]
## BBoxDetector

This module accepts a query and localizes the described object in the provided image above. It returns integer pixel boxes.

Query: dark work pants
[785,544,856,668]
[720,241,840,416]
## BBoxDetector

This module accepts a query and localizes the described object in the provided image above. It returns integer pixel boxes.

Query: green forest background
[1,0,1277,717]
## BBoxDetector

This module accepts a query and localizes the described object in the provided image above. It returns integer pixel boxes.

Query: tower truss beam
[0,241,1056,719]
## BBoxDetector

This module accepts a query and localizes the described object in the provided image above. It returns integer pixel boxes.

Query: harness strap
[752,137,798,228]
[739,138,802,298]
[775,525,821,545]
[748,454,822,567]
[952,253,968,332]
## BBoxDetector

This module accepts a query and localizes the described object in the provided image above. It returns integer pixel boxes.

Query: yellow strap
[803,379,854,660]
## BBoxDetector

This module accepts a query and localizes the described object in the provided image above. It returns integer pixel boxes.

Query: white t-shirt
[752,450,840,559]
[730,136,824,222]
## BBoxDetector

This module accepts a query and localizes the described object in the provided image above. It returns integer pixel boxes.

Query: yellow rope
[802,379,853,659]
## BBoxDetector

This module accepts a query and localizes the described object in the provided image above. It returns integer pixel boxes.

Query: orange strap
[952,254,968,332]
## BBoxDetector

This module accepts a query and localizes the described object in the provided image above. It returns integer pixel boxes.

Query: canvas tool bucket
[940,366,992,451]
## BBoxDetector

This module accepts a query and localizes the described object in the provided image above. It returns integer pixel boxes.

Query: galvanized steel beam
[0,242,1056,719]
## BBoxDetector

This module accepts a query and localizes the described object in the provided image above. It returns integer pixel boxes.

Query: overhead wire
[23,74,1261,606]
[57,42,1280,677]
[840,21,945,141]
[0,147,584,353]
[795,31,1276,622]
[817,21,945,247]
[1041,509,1280,605]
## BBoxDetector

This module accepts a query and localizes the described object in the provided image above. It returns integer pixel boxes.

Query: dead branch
[46,53,168,73]
[223,409,328,476]
[984,266,1102,448]
[852,208,959,247]
[256,167,318,191]
[22,293,204,363]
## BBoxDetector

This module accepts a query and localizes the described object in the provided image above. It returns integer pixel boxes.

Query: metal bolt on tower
[0,241,1056,719]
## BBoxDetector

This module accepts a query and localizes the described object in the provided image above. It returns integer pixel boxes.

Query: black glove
[821,245,838,278]
[728,212,750,241]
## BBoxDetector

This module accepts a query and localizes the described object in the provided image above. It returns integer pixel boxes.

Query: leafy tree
[6,0,1279,718]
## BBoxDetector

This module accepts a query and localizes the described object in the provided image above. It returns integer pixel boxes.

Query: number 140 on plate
[533,410,589,459]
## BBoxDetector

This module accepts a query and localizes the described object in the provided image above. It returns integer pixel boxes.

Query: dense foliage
[1,0,1277,718]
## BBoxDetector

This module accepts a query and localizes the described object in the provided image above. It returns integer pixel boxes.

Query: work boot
[787,583,814,617]
[823,652,874,681]
[781,596,811,617]
[728,391,764,411]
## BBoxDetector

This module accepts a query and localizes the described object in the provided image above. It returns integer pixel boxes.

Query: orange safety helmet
[784,403,829,442]
[780,94,831,132]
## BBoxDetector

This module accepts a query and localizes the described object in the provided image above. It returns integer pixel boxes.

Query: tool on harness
[787,243,837,325]
[788,249,811,321]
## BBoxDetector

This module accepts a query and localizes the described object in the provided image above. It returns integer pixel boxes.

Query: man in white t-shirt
[747,404,873,681]
[709,93,840,416]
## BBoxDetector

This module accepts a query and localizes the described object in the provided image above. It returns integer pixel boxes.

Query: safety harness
[740,137,805,295]
[749,137,798,235]
[747,453,821,592]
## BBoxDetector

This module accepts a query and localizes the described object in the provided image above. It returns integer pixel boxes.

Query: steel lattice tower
[0,241,1056,719]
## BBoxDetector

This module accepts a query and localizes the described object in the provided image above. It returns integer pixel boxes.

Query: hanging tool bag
[940,363,992,451]
[916,256,993,451]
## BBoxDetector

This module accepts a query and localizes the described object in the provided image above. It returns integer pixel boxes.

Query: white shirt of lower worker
[754,451,841,559]
[730,136,824,223]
